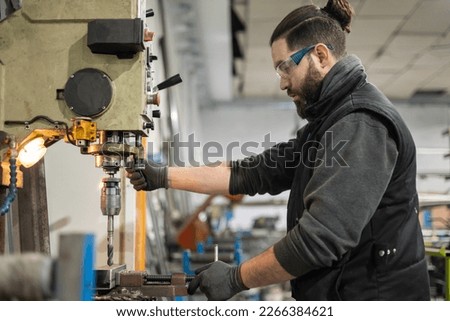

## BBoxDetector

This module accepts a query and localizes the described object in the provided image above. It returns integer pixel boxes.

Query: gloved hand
[187,261,249,300]
[125,159,168,191]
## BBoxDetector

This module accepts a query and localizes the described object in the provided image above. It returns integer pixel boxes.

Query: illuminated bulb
[18,137,47,168]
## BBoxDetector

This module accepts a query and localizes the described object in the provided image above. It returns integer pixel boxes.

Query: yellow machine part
[0,0,148,152]
[72,119,97,142]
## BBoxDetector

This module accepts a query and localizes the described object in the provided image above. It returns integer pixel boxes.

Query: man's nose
[279,76,289,91]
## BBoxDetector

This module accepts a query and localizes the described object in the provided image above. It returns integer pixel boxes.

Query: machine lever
[152,74,182,92]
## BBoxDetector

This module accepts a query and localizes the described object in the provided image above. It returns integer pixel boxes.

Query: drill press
[0,0,189,300]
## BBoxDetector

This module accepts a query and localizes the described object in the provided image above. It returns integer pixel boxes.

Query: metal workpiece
[95,269,194,300]
[125,272,193,298]
[95,264,127,291]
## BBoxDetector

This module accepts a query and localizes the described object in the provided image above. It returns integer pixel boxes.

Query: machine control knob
[144,30,155,42]
[143,121,154,130]
[147,92,160,106]
[152,110,161,118]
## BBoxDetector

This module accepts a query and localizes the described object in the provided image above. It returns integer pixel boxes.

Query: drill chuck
[100,177,121,216]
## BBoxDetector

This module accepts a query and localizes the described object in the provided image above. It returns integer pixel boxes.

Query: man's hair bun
[321,0,355,33]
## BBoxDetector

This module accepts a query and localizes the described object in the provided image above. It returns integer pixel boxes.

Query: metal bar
[0,214,4,254]
[135,170,147,271]
[56,233,96,300]
[446,255,450,301]
[95,264,127,290]
[144,274,194,283]
[0,188,6,253]
[5,207,14,252]
[147,193,170,274]
[17,158,50,254]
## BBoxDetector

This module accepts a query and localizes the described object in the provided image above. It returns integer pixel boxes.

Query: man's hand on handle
[125,159,168,191]
[187,261,249,300]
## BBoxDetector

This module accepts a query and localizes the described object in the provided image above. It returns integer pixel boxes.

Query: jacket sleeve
[273,113,399,277]
[229,128,305,196]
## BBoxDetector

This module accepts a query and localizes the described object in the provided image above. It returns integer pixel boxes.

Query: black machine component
[0,0,22,22]
[63,68,113,118]
[152,74,183,92]
[87,18,145,59]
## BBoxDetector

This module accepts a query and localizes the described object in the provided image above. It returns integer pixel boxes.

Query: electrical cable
[4,115,76,145]
[0,115,77,215]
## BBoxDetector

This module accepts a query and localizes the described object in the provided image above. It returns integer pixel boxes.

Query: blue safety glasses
[275,44,333,78]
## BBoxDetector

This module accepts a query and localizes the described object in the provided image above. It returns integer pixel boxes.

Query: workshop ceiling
[230,0,450,104]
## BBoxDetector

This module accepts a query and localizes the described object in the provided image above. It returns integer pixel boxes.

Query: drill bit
[107,215,114,266]
[101,176,121,267]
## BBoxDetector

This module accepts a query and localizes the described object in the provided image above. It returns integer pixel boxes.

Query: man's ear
[314,43,335,69]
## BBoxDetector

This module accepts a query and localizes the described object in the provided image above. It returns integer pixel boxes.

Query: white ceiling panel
[400,0,450,34]
[436,31,450,46]
[428,44,450,59]
[347,46,379,64]
[422,66,450,89]
[358,0,420,16]
[192,0,450,102]
[383,67,441,99]
[386,34,438,54]
[367,34,438,72]
[367,54,412,73]
[366,72,397,90]
[414,51,450,67]
[348,17,403,47]
[248,0,315,21]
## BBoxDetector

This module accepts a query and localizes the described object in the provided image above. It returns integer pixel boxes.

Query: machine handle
[153,74,182,92]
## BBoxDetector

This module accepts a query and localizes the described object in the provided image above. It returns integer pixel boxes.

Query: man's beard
[294,62,323,119]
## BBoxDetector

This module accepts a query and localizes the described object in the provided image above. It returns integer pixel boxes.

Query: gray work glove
[187,261,249,300]
[125,159,168,191]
